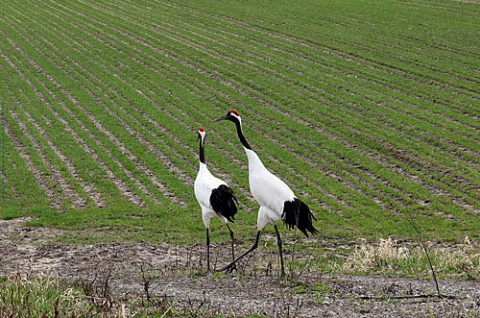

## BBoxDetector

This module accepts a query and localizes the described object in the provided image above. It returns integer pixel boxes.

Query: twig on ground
[357,293,460,300]
[407,212,441,296]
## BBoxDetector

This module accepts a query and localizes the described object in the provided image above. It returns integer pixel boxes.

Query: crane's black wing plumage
[282,198,318,237]
[210,184,238,223]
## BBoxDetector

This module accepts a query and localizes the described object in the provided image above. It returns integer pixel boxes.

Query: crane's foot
[218,262,237,273]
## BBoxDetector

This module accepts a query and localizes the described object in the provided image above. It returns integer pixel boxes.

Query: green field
[1,0,479,244]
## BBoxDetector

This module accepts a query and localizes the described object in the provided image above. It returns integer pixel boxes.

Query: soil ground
[1,218,479,317]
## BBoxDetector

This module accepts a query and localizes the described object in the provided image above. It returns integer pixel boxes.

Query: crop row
[1,0,479,239]
[2,9,186,209]
[71,0,475,216]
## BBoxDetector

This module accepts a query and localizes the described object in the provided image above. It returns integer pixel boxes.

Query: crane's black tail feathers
[282,198,319,237]
[210,184,238,223]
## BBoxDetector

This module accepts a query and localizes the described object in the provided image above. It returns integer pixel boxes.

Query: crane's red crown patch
[230,109,240,116]
[199,127,205,132]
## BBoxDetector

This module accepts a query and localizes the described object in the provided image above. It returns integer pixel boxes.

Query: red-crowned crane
[194,127,239,271]
[214,110,318,276]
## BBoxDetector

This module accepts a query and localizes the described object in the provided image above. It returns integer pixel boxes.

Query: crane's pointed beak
[213,114,228,123]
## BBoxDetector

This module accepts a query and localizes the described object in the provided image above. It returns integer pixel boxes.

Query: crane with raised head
[194,127,239,271]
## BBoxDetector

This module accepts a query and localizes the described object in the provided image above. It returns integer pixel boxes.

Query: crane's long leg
[218,231,261,273]
[274,225,285,277]
[225,223,237,271]
[206,228,210,271]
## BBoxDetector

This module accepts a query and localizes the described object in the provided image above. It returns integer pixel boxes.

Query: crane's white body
[194,162,229,228]
[214,110,317,275]
[194,127,238,272]
[245,148,296,230]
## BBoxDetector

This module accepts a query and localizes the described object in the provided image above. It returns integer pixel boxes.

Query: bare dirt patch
[0,218,479,317]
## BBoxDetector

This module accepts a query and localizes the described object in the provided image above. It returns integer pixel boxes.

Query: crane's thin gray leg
[219,231,261,273]
[274,225,285,277]
[206,228,210,271]
[226,223,237,271]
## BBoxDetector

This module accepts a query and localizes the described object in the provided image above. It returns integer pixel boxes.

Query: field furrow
[42,1,234,204]
[1,0,479,241]
[63,0,480,218]
[2,3,197,208]
[133,8,474,145]
[165,2,479,103]
[0,29,147,208]
[10,109,87,209]
[4,122,59,208]
[149,1,478,216]
[40,0,275,205]
[184,10,479,127]
[22,110,105,208]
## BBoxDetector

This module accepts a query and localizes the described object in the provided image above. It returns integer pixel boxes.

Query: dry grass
[435,237,480,279]
[342,238,410,272]
[340,237,480,279]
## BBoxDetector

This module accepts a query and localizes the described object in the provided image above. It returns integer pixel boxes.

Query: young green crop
[0,0,479,244]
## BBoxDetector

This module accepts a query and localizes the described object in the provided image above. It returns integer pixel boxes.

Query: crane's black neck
[232,117,251,150]
[199,137,206,164]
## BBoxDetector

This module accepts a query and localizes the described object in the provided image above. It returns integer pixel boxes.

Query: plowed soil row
[91,0,480,215]
[2,4,192,208]
[0,29,146,207]
[55,0,394,213]
[44,0,261,202]
[1,0,479,239]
